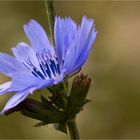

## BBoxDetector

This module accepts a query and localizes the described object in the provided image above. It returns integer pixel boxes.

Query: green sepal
[48,93,68,110]
[34,121,46,127]
[54,123,68,134]
[20,98,66,124]
[84,99,92,105]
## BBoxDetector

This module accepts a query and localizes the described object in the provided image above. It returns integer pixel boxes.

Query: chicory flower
[0,16,96,114]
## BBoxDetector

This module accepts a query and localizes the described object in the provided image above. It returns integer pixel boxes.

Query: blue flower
[0,16,96,114]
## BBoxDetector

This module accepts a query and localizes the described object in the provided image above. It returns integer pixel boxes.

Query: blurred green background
[0,1,140,139]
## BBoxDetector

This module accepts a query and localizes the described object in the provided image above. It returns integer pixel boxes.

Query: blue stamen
[33,68,45,79]
[45,63,51,78]
[32,71,39,77]
[56,63,60,74]
[40,63,47,77]
[49,60,57,76]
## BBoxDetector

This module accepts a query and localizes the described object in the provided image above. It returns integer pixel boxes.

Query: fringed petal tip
[0,81,12,95]
[23,19,52,52]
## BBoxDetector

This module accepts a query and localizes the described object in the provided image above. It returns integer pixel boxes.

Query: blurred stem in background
[45,0,55,43]
[44,0,80,139]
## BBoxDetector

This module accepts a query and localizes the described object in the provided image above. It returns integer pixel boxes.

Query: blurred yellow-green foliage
[0,1,140,139]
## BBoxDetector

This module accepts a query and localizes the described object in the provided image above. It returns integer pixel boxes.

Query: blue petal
[77,16,95,54]
[62,41,76,74]
[12,42,37,63]
[73,16,95,61]
[1,89,30,114]
[72,29,97,72]
[12,42,42,72]
[11,72,44,91]
[1,74,54,114]
[54,16,77,64]
[63,16,97,74]
[36,78,54,90]
[10,71,54,91]
[1,77,54,114]
[0,53,27,77]
[0,81,12,95]
[23,19,52,52]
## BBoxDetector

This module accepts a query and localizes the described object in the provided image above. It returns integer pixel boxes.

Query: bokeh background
[0,1,140,139]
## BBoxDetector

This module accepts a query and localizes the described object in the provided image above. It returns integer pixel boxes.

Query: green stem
[44,0,55,43]
[67,119,80,140]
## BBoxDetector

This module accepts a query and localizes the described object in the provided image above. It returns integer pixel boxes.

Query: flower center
[23,50,61,80]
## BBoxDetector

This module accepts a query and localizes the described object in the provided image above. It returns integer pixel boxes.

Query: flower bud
[67,73,91,118]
